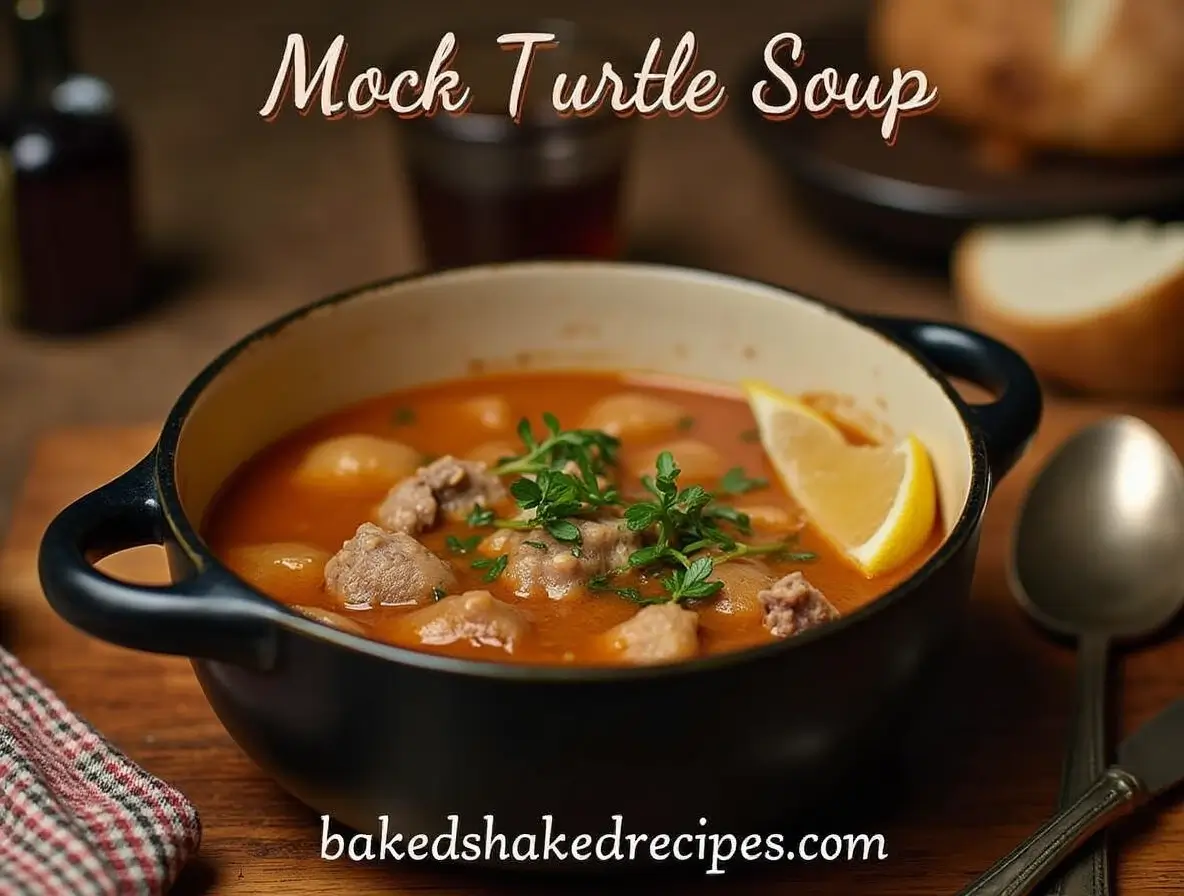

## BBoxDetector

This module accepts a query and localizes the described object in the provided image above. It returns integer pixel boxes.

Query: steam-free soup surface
[203,371,941,665]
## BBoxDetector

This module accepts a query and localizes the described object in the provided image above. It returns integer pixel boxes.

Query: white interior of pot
[174,263,974,540]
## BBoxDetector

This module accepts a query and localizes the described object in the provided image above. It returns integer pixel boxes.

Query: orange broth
[201,371,942,664]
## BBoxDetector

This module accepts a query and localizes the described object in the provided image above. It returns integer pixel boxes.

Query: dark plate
[736,21,1184,258]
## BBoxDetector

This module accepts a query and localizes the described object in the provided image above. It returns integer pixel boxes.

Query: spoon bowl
[1011,416,1184,641]
[1008,415,1184,896]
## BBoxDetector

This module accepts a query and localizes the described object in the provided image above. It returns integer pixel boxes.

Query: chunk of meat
[292,605,367,636]
[295,435,422,489]
[223,542,332,596]
[602,604,700,665]
[758,572,838,638]
[400,590,530,652]
[697,560,775,626]
[627,439,725,483]
[377,455,507,535]
[324,523,457,609]
[580,393,687,443]
[480,518,638,599]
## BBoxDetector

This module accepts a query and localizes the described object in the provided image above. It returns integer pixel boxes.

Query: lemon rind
[742,383,937,577]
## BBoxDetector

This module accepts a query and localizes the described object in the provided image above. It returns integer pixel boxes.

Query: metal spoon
[959,694,1184,895]
[1010,416,1184,896]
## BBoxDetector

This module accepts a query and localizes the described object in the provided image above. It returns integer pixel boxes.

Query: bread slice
[1058,0,1119,66]
[870,0,1184,159]
[955,218,1184,397]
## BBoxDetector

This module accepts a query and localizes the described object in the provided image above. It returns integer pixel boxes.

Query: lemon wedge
[742,380,937,577]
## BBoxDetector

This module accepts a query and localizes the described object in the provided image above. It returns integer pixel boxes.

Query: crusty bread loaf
[870,0,1184,160]
[955,218,1184,397]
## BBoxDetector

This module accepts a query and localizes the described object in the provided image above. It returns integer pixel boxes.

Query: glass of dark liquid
[391,22,636,268]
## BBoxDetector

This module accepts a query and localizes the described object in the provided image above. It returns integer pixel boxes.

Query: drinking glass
[391,21,636,268]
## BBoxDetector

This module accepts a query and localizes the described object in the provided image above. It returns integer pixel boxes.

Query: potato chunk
[601,604,700,665]
[580,393,687,442]
[459,395,513,432]
[696,561,774,627]
[224,542,331,594]
[295,435,421,488]
[628,439,724,483]
[466,440,519,468]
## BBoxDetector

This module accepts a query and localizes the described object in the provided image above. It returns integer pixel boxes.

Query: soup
[202,371,942,665]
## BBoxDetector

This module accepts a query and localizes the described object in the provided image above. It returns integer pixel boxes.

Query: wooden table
[2,412,1183,895]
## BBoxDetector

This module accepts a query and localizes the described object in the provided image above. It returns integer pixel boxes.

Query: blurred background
[1,0,1181,529]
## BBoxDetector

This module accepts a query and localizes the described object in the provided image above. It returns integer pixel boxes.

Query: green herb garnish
[739,428,760,443]
[612,451,792,605]
[623,452,739,555]
[718,466,768,495]
[588,573,647,605]
[461,414,623,545]
[464,413,810,606]
[676,415,695,432]
[392,407,415,425]
[471,554,509,583]
[445,534,481,555]
[702,503,753,535]
[509,475,589,543]
[494,413,619,482]
[662,555,723,602]
[466,505,495,528]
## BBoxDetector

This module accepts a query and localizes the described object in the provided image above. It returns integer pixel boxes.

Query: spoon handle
[1049,635,1112,896]
[957,767,1142,896]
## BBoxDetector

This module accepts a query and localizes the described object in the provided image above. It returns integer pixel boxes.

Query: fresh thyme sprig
[507,471,608,544]
[718,466,768,495]
[465,415,813,604]
[445,534,481,555]
[609,451,804,605]
[623,452,760,557]
[471,554,509,583]
[494,414,620,482]
[587,573,647,604]
[464,414,622,545]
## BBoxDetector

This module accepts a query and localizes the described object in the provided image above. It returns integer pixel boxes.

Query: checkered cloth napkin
[0,646,201,895]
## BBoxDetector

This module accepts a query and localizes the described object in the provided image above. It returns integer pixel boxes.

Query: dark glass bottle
[0,0,140,334]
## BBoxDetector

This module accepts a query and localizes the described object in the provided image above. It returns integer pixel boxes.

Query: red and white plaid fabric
[0,646,201,895]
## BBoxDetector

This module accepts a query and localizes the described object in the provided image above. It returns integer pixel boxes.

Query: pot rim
[156,260,990,681]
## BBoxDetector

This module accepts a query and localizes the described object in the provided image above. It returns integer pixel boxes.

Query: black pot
[38,262,1041,868]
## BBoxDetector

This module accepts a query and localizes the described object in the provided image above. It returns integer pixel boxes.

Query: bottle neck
[11,0,76,101]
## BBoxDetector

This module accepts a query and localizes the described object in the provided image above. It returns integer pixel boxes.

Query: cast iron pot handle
[38,450,283,668]
[860,315,1043,486]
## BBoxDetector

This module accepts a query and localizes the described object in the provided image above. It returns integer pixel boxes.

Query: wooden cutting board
[2,414,1183,896]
